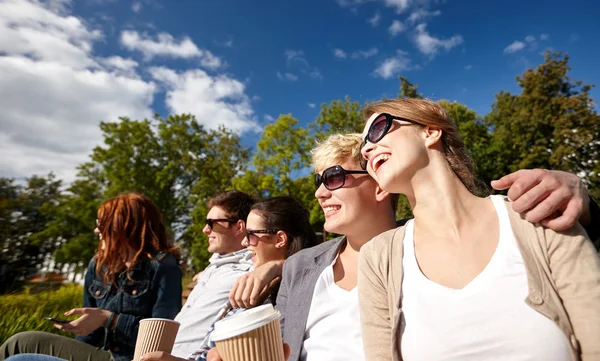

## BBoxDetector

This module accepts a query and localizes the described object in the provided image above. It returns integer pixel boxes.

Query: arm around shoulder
[546,224,600,360]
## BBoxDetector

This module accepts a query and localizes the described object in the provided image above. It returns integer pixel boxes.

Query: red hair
[95,192,179,284]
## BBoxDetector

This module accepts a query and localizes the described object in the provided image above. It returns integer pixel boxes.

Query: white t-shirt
[400,195,572,361]
[301,256,364,361]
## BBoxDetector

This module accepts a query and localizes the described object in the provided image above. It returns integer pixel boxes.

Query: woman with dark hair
[358,98,600,361]
[138,196,319,361]
[1,192,183,361]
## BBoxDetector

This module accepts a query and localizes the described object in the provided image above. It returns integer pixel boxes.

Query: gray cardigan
[276,236,346,361]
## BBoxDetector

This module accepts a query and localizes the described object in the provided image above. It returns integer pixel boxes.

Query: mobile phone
[43,317,70,324]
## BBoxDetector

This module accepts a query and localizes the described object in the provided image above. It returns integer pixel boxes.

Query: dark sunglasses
[205,218,238,230]
[246,229,279,241]
[360,113,420,169]
[314,165,368,191]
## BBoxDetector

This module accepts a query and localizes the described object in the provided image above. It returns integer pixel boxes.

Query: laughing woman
[0,192,182,361]
[358,98,600,361]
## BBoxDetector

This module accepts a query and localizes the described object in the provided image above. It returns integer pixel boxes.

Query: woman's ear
[375,185,390,203]
[423,126,443,148]
[275,231,288,249]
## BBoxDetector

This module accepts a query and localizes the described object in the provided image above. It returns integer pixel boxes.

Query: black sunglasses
[205,218,238,230]
[314,165,368,191]
[360,113,420,169]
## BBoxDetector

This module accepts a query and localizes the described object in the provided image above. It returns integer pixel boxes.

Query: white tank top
[400,195,572,361]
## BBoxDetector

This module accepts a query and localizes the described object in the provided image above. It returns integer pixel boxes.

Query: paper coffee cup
[132,318,180,361]
[211,304,284,361]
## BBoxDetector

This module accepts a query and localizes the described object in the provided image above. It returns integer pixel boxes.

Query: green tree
[398,76,423,99]
[310,96,364,140]
[0,174,62,292]
[485,51,600,199]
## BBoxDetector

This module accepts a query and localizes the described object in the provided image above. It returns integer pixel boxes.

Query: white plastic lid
[211,304,280,341]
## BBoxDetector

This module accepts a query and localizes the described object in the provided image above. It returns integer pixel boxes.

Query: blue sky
[1,0,599,181]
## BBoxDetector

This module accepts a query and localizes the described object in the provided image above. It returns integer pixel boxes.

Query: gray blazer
[275,236,346,361]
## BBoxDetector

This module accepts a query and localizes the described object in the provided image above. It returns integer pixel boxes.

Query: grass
[0,284,82,345]
[0,271,194,345]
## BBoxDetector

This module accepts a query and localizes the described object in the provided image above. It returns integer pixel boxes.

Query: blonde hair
[365,98,482,195]
[311,133,399,213]
[311,133,364,172]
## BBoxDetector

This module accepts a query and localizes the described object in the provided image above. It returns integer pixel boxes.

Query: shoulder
[281,237,344,279]
[154,252,179,267]
[285,236,343,267]
[149,252,182,276]
[365,226,406,257]
[360,226,407,276]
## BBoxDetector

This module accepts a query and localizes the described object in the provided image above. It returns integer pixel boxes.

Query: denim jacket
[77,252,182,361]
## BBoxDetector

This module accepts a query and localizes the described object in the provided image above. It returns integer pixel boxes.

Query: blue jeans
[6,356,66,361]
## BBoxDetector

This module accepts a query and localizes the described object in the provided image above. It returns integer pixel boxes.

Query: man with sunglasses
[170,190,255,358]
[214,131,598,361]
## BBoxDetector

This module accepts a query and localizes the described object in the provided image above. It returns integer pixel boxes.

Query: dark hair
[96,192,179,284]
[207,190,255,222]
[250,197,320,258]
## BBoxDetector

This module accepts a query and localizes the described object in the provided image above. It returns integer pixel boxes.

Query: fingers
[192,272,200,283]
[523,189,570,224]
[283,343,291,361]
[541,198,582,231]
[206,348,222,361]
[230,276,248,309]
[504,169,548,202]
[64,308,86,316]
[491,169,531,191]
[510,182,553,214]
[248,278,263,307]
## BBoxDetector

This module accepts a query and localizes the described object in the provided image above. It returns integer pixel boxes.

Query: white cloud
[283,49,321,80]
[309,69,323,79]
[0,0,155,182]
[150,67,259,133]
[525,35,536,43]
[284,49,308,66]
[276,72,298,81]
[263,114,275,122]
[540,34,549,40]
[100,55,138,71]
[504,40,526,54]
[389,20,406,37]
[383,0,410,13]
[120,30,222,69]
[414,23,463,57]
[368,12,380,26]
[132,1,142,13]
[337,0,437,14]
[464,64,472,70]
[223,39,233,47]
[352,47,378,59]
[406,9,441,24]
[373,50,411,79]
[334,48,348,59]
[308,103,316,108]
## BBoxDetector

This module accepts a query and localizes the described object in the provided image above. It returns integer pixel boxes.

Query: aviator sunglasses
[360,113,420,170]
[314,165,368,191]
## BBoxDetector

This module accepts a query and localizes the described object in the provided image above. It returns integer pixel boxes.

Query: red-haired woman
[0,192,183,361]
